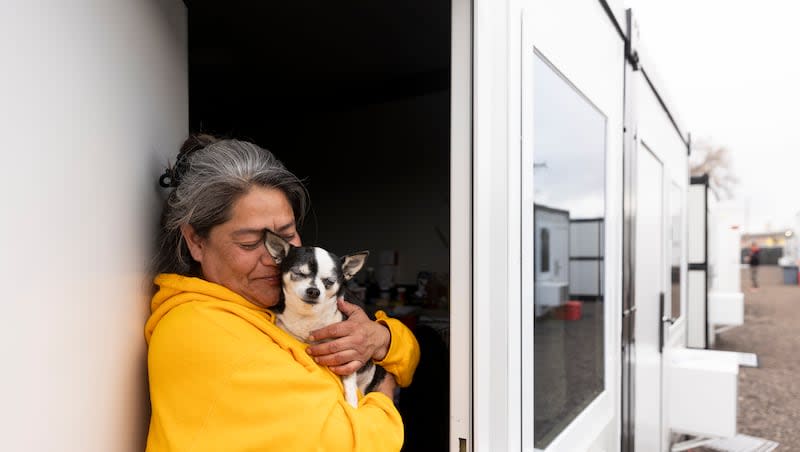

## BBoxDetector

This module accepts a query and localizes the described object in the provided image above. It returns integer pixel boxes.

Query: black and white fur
[264,230,386,408]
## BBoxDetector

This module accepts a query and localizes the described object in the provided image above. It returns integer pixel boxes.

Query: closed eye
[238,242,262,250]
[290,269,310,281]
[322,278,335,288]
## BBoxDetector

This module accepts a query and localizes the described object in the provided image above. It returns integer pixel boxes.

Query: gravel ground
[702,266,800,451]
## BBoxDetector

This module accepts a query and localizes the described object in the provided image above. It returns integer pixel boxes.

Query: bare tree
[690,138,739,200]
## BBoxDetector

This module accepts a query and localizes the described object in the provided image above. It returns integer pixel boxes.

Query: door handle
[659,292,666,352]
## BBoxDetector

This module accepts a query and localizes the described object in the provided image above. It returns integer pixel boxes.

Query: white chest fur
[275,296,365,408]
[275,294,343,343]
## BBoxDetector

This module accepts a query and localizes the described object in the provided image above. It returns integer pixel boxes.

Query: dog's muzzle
[301,287,320,304]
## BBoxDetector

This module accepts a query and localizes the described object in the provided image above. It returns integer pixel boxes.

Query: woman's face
[182,186,301,309]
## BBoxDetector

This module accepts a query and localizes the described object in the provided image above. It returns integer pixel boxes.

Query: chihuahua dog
[264,230,386,408]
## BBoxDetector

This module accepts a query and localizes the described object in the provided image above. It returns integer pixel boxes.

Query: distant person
[747,241,761,289]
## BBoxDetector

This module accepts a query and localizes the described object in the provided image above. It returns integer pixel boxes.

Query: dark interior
[186,0,450,179]
[186,2,451,450]
[186,2,450,123]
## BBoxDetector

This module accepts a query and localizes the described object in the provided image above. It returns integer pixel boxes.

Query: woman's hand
[306,298,392,375]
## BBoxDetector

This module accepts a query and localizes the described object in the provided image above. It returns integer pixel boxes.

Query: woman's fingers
[309,321,353,343]
[337,298,362,317]
[307,333,368,357]
[308,299,366,342]
[305,297,392,370]
[313,350,365,374]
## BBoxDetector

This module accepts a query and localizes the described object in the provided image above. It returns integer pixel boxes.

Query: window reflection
[533,51,606,448]
[541,228,551,273]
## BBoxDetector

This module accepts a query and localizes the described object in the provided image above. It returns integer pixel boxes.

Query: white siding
[0,1,187,450]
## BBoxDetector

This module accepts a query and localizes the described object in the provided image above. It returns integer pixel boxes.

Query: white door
[634,145,666,451]
[537,223,569,284]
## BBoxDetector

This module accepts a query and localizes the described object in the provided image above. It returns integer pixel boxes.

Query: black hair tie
[159,151,191,188]
[159,135,212,188]
[159,170,174,188]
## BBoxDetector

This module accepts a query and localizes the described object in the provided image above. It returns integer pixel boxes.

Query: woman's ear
[180,224,205,263]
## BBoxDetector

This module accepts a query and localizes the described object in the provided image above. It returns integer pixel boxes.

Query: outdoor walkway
[710,266,800,450]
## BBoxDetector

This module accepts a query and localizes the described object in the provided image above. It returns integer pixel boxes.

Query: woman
[146,135,420,451]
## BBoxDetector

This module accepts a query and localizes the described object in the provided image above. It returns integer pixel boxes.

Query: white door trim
[450,0,473,450]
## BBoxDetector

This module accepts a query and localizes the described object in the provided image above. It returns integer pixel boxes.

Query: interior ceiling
[186,0,451,123]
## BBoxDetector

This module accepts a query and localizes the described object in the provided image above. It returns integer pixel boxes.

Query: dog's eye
[322,278,335,288]
[290,270,308,281]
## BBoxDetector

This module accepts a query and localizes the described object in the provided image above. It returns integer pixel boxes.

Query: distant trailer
[688,175,745,349]
[569,218,604,302]
[534,205,570,318]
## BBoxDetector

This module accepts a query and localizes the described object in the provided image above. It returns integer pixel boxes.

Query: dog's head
[264,230,368,309]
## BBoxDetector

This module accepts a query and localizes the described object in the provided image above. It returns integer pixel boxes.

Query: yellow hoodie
[144,274,420,452]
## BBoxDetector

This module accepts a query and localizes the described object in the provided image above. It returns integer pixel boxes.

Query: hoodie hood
[145,273,276,343]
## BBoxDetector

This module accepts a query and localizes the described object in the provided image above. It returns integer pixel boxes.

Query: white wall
[709,201,744,293]
[0,1,187,450]
[687,184,707,264]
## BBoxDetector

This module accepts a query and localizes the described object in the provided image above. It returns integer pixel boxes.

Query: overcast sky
[624,0,800,233]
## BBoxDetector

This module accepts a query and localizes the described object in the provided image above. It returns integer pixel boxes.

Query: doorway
[185,2,453,451]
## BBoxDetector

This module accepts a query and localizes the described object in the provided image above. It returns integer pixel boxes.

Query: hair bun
[159,133,221,188]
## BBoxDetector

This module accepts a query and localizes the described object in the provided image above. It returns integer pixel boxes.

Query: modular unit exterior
[687,176,712,348]
[688,179,745,350]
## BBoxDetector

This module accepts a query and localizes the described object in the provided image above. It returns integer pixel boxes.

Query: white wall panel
[687,270,707,348]
[0,1,187,450]
[570,261,603,295]
[571,222,603,257]
[688,185,707,264]
[635,73,688,186]
[472,0,517,450]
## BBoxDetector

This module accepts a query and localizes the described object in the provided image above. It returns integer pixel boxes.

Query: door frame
[620,10,639,451]
[450,0,473,450]
[632,142,667,452]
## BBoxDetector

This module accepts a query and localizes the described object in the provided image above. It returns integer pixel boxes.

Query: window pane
[670,184,682,319]
[533,52,606,449]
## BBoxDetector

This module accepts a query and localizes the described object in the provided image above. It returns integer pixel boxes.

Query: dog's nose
[306,287,320,299]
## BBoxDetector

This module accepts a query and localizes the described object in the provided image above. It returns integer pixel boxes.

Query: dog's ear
[341,251,369,280]
[264,230,291,264]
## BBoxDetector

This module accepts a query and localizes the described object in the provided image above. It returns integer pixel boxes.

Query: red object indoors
[559,300,582,321]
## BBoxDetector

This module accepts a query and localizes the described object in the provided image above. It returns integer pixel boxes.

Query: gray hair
[154,137,308,276]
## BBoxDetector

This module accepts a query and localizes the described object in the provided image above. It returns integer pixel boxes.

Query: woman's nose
[259,247,276,266]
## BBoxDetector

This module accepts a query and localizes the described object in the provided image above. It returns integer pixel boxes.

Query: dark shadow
[399,325,450,452]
